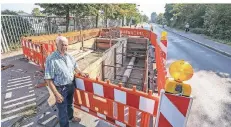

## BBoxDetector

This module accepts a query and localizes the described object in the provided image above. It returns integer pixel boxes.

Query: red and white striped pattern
[155,90,193,127]
[159,40,167,65]
[75,78,156,114]
[22,40,42,65]
[74,78,158,127]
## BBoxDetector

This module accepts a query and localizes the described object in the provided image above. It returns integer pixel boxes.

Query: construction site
[69,30,150,91]
[1,26,193,127]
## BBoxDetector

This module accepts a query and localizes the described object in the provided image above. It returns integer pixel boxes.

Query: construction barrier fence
[74,76,159,127]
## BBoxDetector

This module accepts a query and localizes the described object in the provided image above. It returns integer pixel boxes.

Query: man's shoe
[69,117,81,123]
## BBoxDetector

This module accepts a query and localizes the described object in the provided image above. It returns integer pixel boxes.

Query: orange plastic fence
[120,28,151,39]
[21,39,44,67]
[74,75,159,127]
[21,29,100,69]
[155,44,166,95]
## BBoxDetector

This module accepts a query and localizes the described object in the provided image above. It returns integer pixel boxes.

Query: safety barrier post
[155,89,193,127]
[160,32,168,66]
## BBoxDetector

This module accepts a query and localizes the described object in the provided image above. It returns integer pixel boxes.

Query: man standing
[44,36,87,127]
[185,23,190,32]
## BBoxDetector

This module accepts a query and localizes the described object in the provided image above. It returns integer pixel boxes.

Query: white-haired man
[44,36,87,127]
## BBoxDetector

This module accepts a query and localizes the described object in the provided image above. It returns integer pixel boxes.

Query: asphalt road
[150,24,231,127]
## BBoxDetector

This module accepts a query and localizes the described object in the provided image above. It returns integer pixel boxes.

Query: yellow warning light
[169,60,193,82]
[161,31,167,37]
[165,60,194,96]
[161,31,167,40]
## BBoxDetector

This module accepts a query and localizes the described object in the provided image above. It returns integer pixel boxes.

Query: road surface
[150,24,231,127]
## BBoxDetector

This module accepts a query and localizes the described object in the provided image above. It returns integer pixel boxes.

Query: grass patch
[205,36,231,46]
[169,26,231,47]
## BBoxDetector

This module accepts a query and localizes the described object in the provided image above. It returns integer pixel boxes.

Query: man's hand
[80,72,89,77]
[55,92,64,103]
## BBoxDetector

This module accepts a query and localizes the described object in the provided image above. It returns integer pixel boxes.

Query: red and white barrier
[155,90,193,127]
[74,77,159,127]
[160,39,167,65]
[75,78,157,114]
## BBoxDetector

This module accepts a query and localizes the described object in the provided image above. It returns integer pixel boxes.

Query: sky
[1,3,166,18]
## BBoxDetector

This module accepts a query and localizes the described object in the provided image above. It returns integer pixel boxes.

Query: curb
[162,27,231,58]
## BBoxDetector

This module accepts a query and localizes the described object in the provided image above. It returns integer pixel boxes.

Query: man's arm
[70,55,88,76]
[45,79,59,96]
[74,66,88,77]
[44,57,63,103]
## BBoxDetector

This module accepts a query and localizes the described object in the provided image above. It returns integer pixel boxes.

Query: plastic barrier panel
[120,28,151,39]
[74,75,159,127]
[155,90,193,127]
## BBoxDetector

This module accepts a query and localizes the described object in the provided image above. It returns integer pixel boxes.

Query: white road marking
[28,86,34,89]
[5,92,12,99]
[21,122,34,127]
[8,78,31,84]
[4,93,35,104]
[2,103,36,115]
[42,115,57,125]
[6,84,33,91]
[3,98,36,109]
[7,81,32,88]
[39,112,51,119]
[8,76,30,81]
[1,110,35,123]
[29,90,34,93]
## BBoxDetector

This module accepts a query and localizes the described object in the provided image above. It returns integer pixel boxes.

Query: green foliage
[142,14,149,23]
[190,28,208,35]
[163,4,231,41]
[151,12,157,23]
[36,3,143,28]
[1,9,18,15]
[31,8,44,16]
[156,13,164,24]
[204,4,231,40]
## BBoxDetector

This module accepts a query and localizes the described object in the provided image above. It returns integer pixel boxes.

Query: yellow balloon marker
[165,60,194,96]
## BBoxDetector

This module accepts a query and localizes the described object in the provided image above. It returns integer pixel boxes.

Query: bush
[190,28,209,35]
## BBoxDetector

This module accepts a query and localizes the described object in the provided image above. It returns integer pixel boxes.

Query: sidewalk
[163,26,231,57]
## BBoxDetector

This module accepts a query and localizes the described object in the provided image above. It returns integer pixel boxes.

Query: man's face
[58,41,68,54]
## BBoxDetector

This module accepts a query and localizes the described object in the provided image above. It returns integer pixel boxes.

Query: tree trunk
[66,6,70,32]
[105,7,108,28]
[96,14,99,28]
[122,16,124,26]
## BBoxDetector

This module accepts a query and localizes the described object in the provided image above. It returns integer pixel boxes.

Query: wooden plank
[121,44,124,67]
[102,60,105,81]
[1,64,14,70]
[114,48,117,79]
[122,57,136,84]
[76,50,93,61]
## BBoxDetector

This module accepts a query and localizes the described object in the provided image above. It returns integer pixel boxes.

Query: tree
[142,14,149,23]
[156,13,167,25]
[204,4,231,40]
[162,4,231,41]
[164,4,174,26]
[1,9,18,15]
[151,12,157,23]
[31,8,44,16]
[36,4,81,32]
